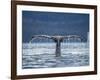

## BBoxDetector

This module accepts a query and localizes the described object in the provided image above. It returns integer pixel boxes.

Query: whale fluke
[30,35,81,57]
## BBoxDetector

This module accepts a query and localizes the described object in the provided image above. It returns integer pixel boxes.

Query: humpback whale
[31,35,81,57]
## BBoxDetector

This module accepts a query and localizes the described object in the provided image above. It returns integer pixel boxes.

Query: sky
[22,11,89,43]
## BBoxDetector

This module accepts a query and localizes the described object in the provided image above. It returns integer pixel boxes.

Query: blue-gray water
[22,43,89,69]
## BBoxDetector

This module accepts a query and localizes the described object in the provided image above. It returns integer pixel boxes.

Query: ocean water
[22,42,89,69]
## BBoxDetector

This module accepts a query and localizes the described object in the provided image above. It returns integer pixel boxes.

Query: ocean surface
[22,42,89,69]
